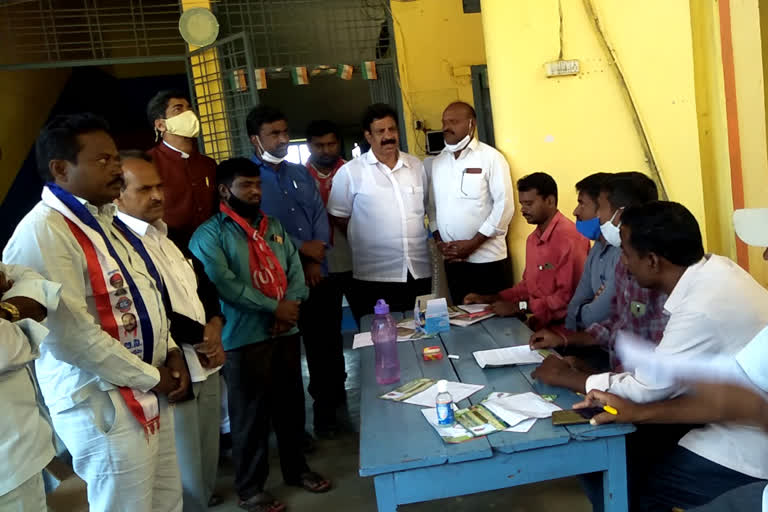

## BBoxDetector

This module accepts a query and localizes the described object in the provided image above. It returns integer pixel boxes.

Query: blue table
[358,315,635,511]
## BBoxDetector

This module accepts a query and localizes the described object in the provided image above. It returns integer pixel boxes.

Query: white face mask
[256,136,287,165]
[600,208,624,247]
[163,110,200,139]
[443,119,474,153]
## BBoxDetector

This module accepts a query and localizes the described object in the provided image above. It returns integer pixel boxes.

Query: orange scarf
[220,202,287,300]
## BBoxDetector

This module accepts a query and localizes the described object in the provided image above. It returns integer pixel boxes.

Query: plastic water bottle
[371,299,400,385]
[435,379,455,425]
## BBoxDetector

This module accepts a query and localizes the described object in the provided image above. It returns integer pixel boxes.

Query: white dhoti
[51,389,182,512]
[0,471,47,512]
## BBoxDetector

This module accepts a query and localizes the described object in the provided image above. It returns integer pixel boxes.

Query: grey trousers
[173,375,222,512]
[0,472,46,512]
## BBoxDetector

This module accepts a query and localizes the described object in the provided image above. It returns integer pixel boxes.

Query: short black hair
[305,120,341,143]
[621,201,704,266]
[246,105,287,137]
[602,172,658,210]
[35,113,111,180]
[575,172,613,202]
[517,172,558,204]
[446,101,477,119]
[361,103,398,133]
[216,157,260,188]
[119,150,152,162]
[146,89,190,126]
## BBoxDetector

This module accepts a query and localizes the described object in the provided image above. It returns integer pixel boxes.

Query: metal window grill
[0,0,187,69]
[187,32,258,162]
[211,0,390,68]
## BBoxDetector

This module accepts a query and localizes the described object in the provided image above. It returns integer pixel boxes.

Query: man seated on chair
[464,172,590,330]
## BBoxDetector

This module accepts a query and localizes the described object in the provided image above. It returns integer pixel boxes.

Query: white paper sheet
[182,345,222,383]
[483,392,561,427]
[473,345,544,368]
[404,381,485,408]
[352,329,427,349]
[420,408,474,443]
[458,304,491,314]
[484,392,539,432]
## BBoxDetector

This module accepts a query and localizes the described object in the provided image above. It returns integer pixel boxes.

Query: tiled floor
[46,330,593,511]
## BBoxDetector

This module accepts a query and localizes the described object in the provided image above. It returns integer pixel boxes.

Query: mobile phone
[551,407,605,425]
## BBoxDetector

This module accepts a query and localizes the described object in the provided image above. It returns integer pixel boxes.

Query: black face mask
[225,188,261,219]
[312,153,338,168]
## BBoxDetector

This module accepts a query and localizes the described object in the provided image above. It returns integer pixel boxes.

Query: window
[286,141,311,165]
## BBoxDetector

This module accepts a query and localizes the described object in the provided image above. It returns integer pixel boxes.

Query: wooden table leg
[602,436,629,512]
[374,473,398,512]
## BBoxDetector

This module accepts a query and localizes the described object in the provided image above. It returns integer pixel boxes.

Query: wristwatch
[518,300,528,313]
[0,301,20,322]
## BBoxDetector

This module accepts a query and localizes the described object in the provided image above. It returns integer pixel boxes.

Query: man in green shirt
[190,158,331,512]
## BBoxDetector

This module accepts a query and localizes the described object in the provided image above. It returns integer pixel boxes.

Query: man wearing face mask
[328,103,432,319]
[566,172,618,331]
[244,106,341,439]
[427,102,515,305]
[146,90,217,249]
[530,173,667,371]
[190,158,331,512]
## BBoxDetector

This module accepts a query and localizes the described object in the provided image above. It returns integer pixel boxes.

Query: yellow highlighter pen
[603,405,618,415]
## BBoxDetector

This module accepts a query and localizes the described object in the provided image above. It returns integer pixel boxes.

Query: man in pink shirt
[465,172,589,330]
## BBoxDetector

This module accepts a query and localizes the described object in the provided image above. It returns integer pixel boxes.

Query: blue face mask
[576,217,601,240]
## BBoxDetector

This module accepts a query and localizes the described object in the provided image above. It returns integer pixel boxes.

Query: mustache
[381,139,397,146]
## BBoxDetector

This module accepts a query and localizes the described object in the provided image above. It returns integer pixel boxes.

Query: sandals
[287,471,332,494]
[238,492,287,512]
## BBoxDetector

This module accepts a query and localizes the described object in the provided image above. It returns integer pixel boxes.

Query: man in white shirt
[428,101,514,305]
[3,114,187,512]
[532,201,768,510]
[328,103,431,318]
[578,206,768,512]
[116,152,226,511]
[0,263,60,511]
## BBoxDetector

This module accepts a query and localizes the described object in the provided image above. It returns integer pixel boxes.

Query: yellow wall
[0,68,71,202]
[481,0,708,280]
[390,0,486,157]
[732,0,768,286]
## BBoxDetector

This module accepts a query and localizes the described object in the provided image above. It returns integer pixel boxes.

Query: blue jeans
[689,481,767,512]
[585,441,762,512]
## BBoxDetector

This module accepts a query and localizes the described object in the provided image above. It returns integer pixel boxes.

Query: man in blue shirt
[190,158,331,511]
[246,105,346,438]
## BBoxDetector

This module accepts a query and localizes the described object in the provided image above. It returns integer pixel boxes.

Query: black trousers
[223,335,309,499]
[347,272,432,322]
[444,258,513,306]
[298,272,351,427]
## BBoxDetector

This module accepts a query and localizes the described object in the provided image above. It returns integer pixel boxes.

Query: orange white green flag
[337,64,353,80]
[254,68,267,90]
[291,66,309,85]
[361,61,377,80]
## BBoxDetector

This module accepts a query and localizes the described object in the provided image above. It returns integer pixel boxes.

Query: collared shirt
[117,213,218,382]
[586,255,768,479]
[3,199,174,414]
[327,150,431,282]
[565,240,621,330]
[252,155,330,273]
[306,159,353,274]
[148,141,218,248]
[427,138,515,263]
[582,260,668,369]
[189,212,309,350]
[499,211,590,326]
[0,263,61,495]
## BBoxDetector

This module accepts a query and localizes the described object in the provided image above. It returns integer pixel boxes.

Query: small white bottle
[435,379,455,425]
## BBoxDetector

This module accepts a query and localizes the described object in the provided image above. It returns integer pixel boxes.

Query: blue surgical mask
[576,217,601,240]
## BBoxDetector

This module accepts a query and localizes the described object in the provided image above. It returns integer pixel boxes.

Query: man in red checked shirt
[465,172,589,330]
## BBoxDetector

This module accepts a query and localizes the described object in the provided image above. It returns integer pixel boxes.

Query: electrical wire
[558,0,564,60]
[582,0,669,200]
